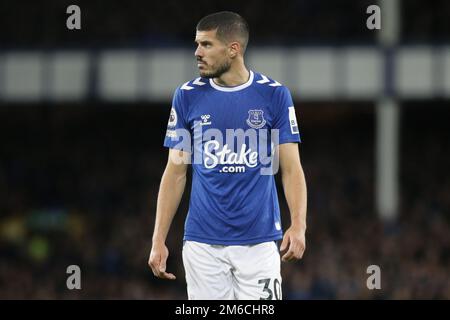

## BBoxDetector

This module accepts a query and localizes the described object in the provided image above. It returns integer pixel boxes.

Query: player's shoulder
[251,71,290,97]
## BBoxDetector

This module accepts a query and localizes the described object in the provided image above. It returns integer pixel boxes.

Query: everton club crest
[246,109,266,129]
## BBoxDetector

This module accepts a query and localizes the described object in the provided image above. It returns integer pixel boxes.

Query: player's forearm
[281,165,307,230]
[152,170,187,244]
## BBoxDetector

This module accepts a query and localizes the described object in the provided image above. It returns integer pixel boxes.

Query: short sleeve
[272,86,301,145]
[163,87,192,152]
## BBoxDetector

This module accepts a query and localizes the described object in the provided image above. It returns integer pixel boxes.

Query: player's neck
[213,64,250,87]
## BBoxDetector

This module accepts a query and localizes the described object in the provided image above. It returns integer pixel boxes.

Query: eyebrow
[195,40,213,45]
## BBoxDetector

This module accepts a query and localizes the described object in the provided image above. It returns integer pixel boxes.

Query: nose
[195,45,203,59]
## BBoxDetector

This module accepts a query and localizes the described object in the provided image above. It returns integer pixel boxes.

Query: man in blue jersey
[148,11,307,300]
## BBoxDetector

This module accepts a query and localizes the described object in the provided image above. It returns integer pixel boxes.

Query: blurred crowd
[1,0,450,47]
[0,102,448,299]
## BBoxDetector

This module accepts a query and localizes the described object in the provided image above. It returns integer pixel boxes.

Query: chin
[199,70,213,78]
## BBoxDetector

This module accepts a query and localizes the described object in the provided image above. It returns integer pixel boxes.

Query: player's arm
[148,148,190,280]
[278,142,307,262]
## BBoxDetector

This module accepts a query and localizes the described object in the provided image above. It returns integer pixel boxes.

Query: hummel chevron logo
[257,75,282,87]
[256,75,270,84]
[181,81,194,90]
[181,78,206,90]
[269,81,282,87]
[193,78,206,86]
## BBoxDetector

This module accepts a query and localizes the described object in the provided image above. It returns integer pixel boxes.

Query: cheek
[210,47,226,58]
[212,50,228,65]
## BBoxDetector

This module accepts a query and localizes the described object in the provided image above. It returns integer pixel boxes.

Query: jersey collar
[209,70,254,92]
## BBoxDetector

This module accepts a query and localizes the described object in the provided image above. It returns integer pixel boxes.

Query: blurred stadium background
[0,0,449,299]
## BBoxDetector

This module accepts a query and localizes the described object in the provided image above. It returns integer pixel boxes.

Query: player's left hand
[279,224,306,262]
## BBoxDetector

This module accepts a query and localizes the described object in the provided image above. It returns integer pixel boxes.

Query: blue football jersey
[163,71,301,245]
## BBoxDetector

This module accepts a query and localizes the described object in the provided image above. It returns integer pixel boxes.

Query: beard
[199,59,231,78]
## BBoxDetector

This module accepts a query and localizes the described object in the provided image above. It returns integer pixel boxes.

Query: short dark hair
[196,11,249,54]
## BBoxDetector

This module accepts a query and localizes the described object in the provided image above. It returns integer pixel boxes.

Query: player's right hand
[148,243,176,280]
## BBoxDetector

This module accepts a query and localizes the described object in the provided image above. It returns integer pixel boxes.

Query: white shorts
[182,240,282,300]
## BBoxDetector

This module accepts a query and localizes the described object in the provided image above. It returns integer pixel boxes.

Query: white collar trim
[209,71,254,92]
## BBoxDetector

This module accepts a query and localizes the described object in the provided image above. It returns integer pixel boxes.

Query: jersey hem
[277,138,301,145]
[183,233,283,245]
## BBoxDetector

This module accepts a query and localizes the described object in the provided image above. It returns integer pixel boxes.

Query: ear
[229,41,240,58]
